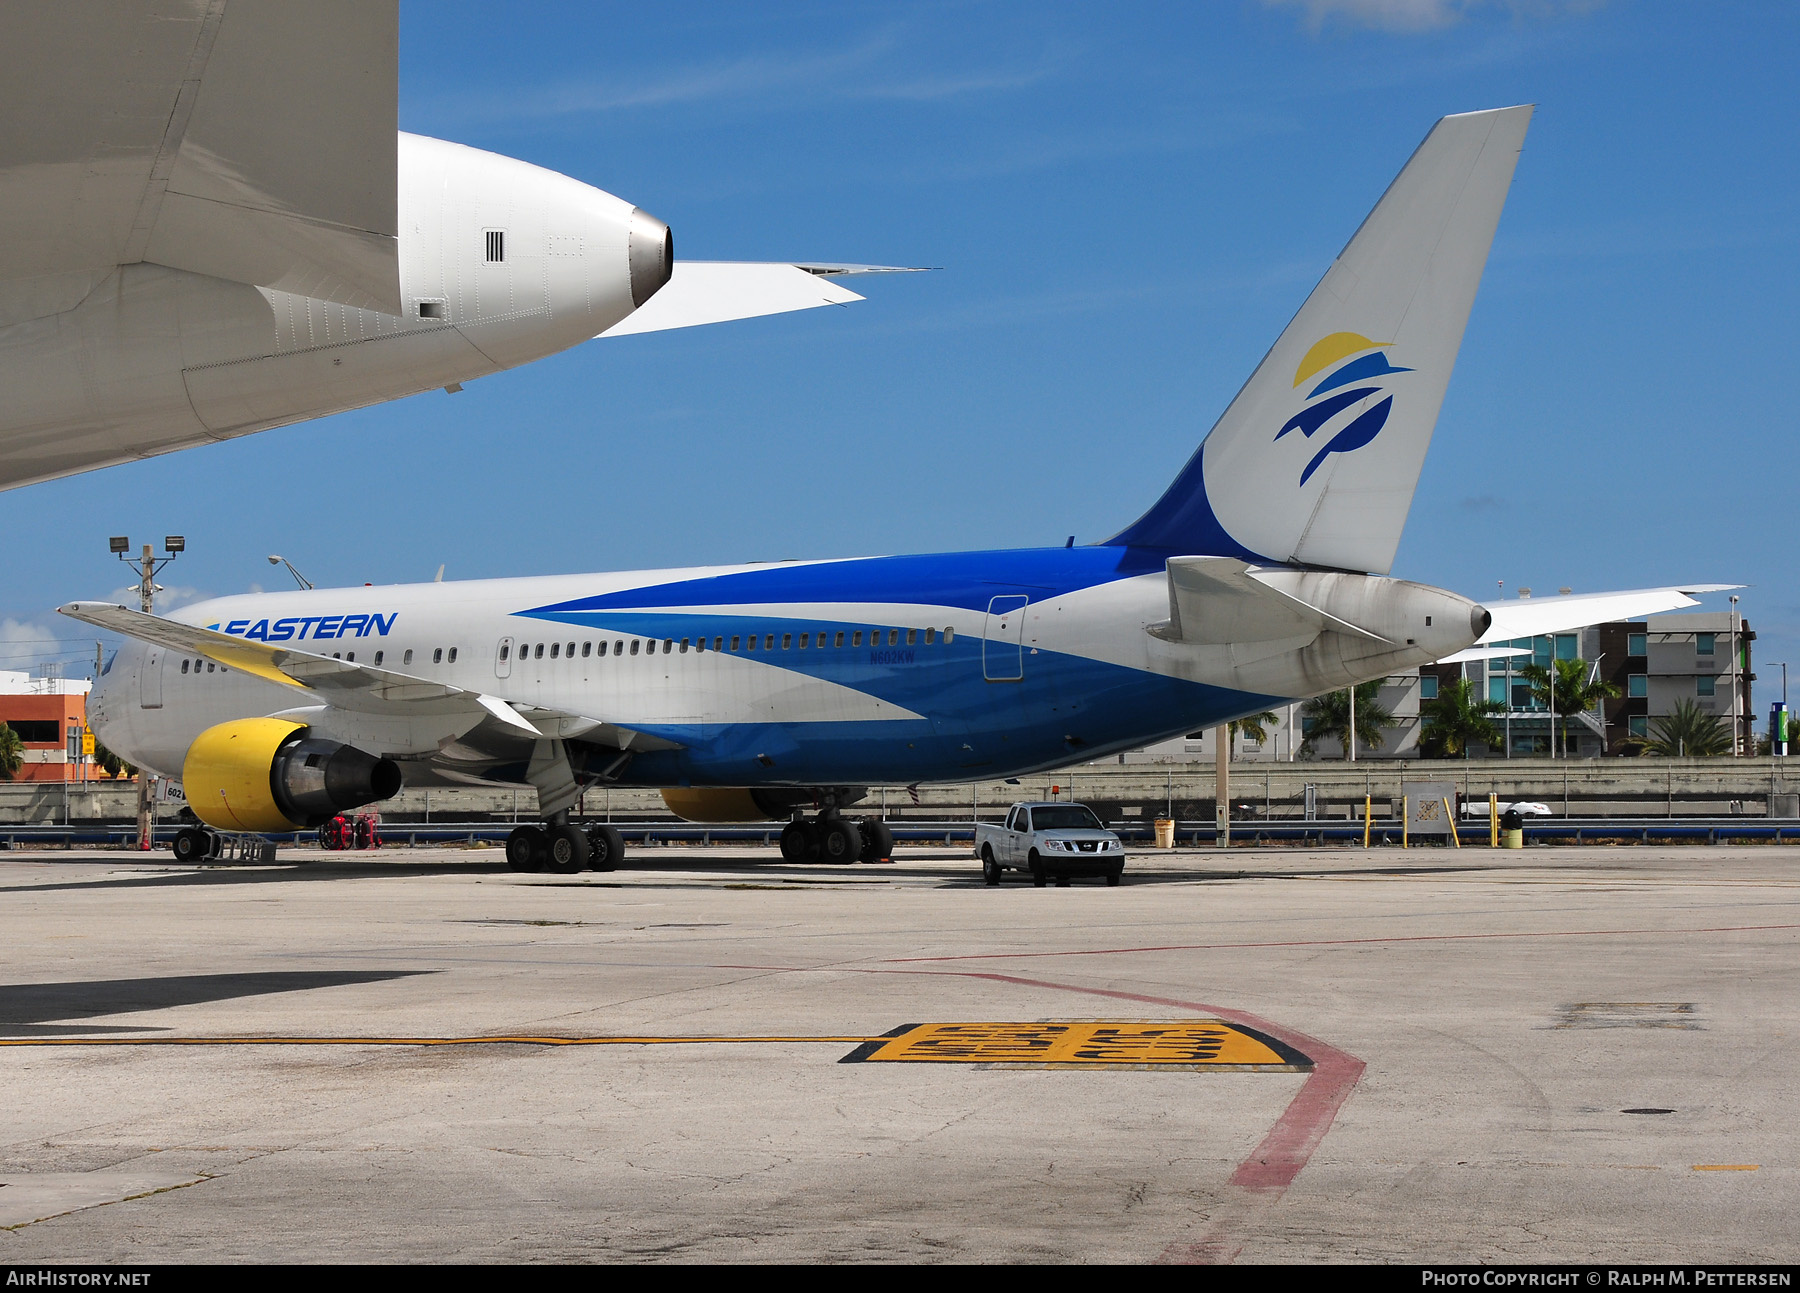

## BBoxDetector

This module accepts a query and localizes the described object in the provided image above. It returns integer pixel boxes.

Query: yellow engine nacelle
[661,787,815,823]
[183,718,403,832]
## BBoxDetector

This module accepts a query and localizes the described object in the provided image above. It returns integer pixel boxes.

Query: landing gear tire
[1029,852,1047,888]
[981,845,1001,886]
[819,818,862,865]
[780,819,817,863]
[545,823,589,874]
[505,825,546,873]
[859,818,895,864]
[172,827,210,863]
[585,824,625,872]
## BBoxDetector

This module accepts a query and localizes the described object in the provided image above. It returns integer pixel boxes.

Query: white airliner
[62,106,1730,872]
[0,2,905,491]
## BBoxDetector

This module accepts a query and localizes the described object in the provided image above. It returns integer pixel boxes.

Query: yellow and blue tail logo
[1275,332,1412,486]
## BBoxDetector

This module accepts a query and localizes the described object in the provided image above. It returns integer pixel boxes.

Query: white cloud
[1264,0,1601,33]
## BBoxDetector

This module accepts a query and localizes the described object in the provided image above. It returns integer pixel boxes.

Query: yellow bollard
[1443,798,1461,849]
[1489,793,1499,848]
[1363,795,1372,849]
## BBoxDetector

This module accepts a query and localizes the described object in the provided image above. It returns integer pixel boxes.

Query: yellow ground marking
[1692,1164,1760,1172]
[845,1020,1309,1069]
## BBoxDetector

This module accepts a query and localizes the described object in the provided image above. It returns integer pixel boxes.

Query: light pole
[1729,594,1741,756]
[110,536,182,849]
[267,554,314,590]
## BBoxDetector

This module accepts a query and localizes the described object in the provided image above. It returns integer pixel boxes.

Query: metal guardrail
[2,818,1798,851]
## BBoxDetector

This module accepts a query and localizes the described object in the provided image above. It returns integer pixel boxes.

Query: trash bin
[1153,818,1175,849]
[1500,808,1524,850]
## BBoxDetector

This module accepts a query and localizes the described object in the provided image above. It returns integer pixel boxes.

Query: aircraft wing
[0,1,402,322]
[1435,584,1742,662]
[58,601,677,751]
[597,261,924,338]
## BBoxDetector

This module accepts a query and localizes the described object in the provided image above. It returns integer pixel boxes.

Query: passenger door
[983,594,1028,682]
[495,636,513,680]
[139,647,163,708]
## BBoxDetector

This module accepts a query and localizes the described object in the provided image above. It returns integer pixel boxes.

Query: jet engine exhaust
[628,207,673,307]
[273,736,404,826]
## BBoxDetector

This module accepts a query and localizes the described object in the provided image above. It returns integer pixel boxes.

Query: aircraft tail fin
[1105,105,1532,574]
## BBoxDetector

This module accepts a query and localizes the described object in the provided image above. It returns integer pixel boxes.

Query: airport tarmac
[0,842,1795,1264]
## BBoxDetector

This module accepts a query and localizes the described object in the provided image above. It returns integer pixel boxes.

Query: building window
[1419,675,1438,700]
[1696,633,1715,655]
[1554,634,1577,661]
[1489,678,1506,705]
[1628,715,1649,738]
[1628,632,1647,656]
[1628,674,1647,698]
[1696,675,1716,696]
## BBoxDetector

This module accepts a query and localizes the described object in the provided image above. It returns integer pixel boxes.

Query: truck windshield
[1032,806,1103,831]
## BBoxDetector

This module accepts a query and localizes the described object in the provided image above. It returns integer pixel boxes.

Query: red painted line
[881,921,1800,964]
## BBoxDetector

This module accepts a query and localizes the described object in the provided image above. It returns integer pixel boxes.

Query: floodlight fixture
[109,536,129,554]
[164,536,184,553]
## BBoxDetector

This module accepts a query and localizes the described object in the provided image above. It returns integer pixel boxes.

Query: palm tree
[1300,682,1394,758]
[1517,658,1622,757]
[1647,700,1732,756]
[0,722,22,781]
[1227,709,1281,749]
[1419,677,1505,758]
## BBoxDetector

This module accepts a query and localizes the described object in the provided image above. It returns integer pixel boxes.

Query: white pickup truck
[974,801,1127,887]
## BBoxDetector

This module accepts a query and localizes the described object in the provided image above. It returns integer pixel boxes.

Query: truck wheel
[1028,851,1047,887]
[981,845,1001,886]
[1106,867,1123,887]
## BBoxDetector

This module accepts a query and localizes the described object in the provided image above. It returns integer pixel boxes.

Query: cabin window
[181,660,189,673]
[447,648,457,663]
[944,627,954,643]
[550,643,560,659]
[403,649,413,665]
[433,648,443,664]
[680,638,690,653]
[852,631,862,647]
[695,637,705,653]
[582,642,592,657]
[499,644,510,662]
[598,641,608,658]
[663,639,673,654]
[907,629,918,646]
[732,636,742,651]
[346,652,355,662]
[373,651,384,666]
[834,631,845,648]
[613,640,623,655]
[534,643,544,659]
[888,629,899,646]
[713,637,723,651]
[799,633,810,649]
[782,634,792,650]
[332,653,342,660]
[566,642,574,658]
[924,628,936,644]
[630,640,640,656]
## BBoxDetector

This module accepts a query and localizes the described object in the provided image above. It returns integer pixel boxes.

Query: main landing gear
[778,813,894,865]
[504,818,627,874]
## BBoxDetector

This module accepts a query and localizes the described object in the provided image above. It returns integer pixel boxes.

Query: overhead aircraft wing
[1151,557,1390,645]
[0,1,401,321]
[1435,584,1742,662]
[57,601,678,751]
[597,261,925,338]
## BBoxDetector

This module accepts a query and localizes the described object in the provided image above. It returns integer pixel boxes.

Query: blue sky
[8,0,1798,711]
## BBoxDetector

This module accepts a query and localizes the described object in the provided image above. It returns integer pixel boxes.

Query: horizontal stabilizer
[1151,557,1390,645]
[1475,585,1740,644]
[599,261,913,337]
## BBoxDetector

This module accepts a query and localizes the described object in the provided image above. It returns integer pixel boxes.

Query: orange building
[0,672,116,784]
